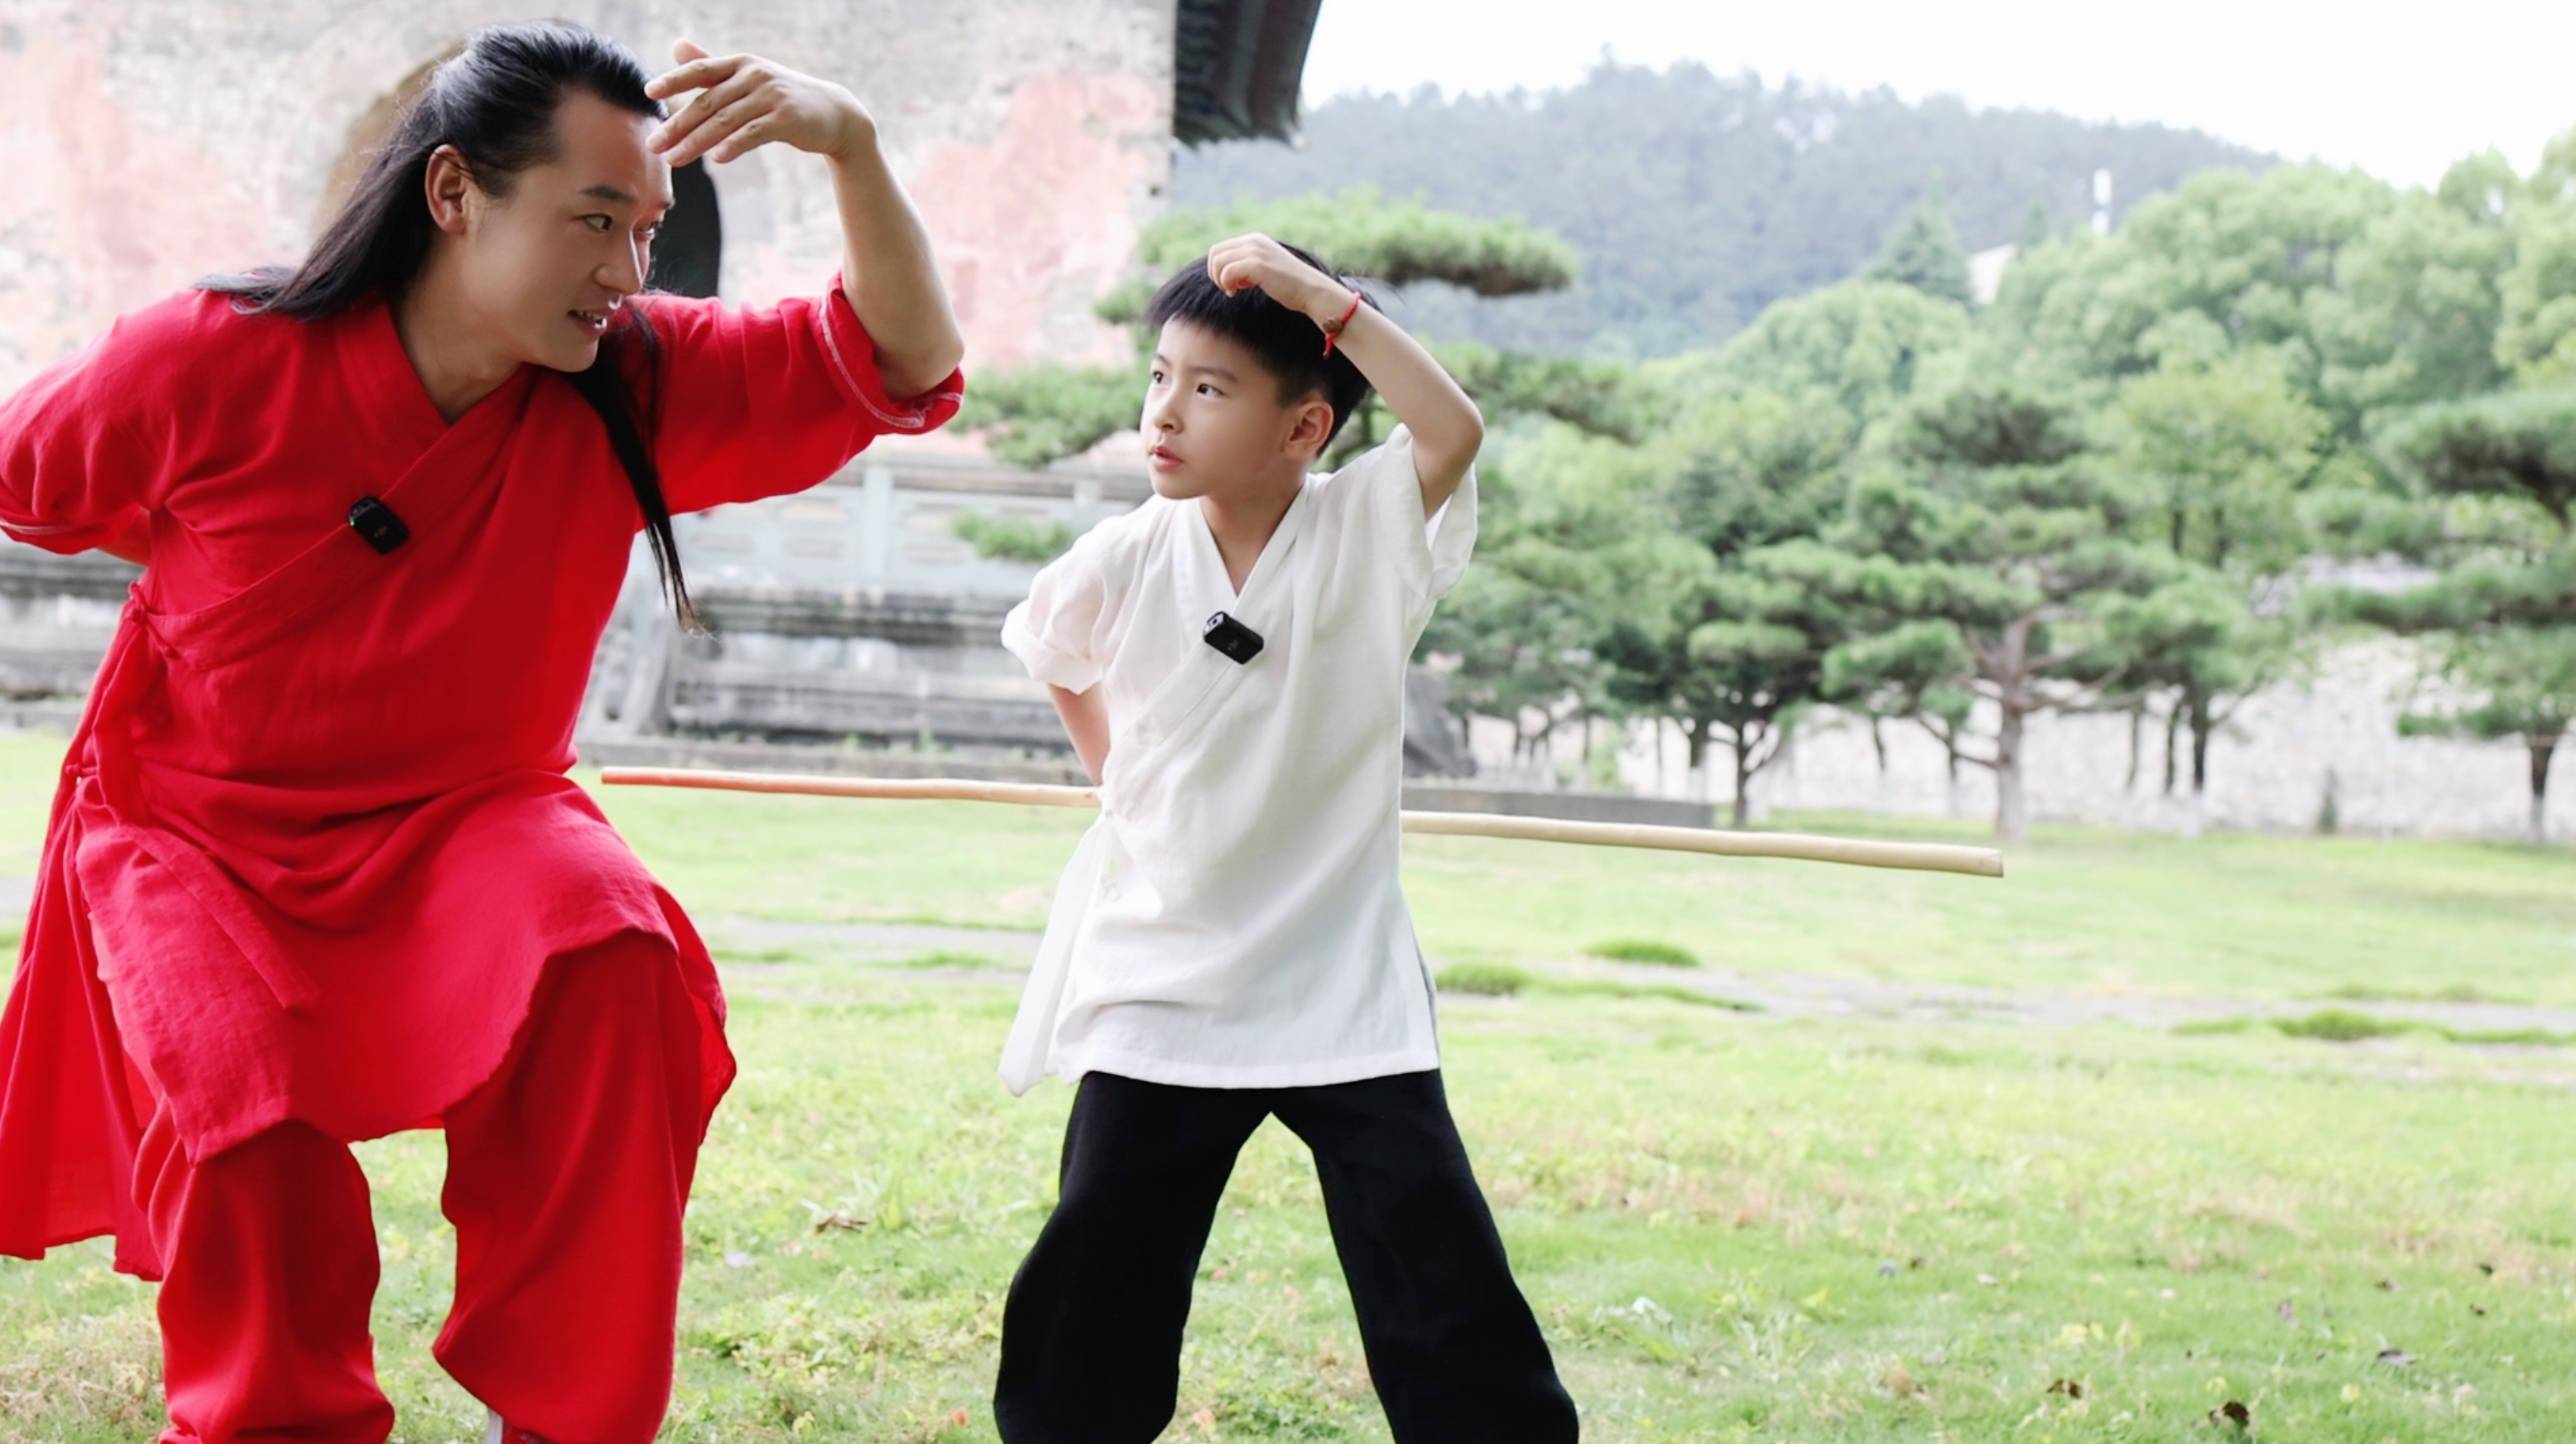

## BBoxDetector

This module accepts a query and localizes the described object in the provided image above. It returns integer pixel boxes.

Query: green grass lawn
[581,759,2576,1009]
[1,728,2571,1441]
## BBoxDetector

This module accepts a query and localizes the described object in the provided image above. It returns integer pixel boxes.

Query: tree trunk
[1686,717,1712,804]
[1991,616,2037,842]
[1995,703,2028,845]
[1871,718,1889,776]
[1944,741,1965,819]
[2531,736,2558,846]
[2160,702,2183,798]
[2123,702,2144,794]
[1730,731,1753,828]
[2185,687,2213,841]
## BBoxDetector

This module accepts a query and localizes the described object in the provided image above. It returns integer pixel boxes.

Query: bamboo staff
[600,767,2005,878]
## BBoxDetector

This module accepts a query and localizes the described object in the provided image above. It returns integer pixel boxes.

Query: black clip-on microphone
[1202,611,1264,665]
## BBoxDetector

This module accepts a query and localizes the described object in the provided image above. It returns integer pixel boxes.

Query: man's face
[453,90,675,373]
[1140,320,1333,499]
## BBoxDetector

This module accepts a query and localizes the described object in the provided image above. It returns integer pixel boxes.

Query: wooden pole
[599,767,2006,879]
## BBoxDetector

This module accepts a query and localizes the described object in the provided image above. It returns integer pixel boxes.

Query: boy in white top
[991,236,1578,1443]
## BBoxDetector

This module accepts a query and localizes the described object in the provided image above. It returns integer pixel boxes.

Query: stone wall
[1476,637,2571,844]
[1757,639,2570,842]
[0,0,1174,392]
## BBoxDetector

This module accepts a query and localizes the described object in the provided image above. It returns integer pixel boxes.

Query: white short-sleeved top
[995,427,1476,1092]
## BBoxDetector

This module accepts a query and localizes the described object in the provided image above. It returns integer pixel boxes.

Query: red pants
[133,931,711,1443]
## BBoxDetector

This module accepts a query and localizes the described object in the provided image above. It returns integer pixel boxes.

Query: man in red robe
[0,23,964,1443]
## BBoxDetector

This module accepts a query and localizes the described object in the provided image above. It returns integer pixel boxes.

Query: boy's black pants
[994,1068,1579,1442]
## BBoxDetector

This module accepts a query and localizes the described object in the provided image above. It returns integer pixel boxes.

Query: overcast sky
[1298,1,2575,190]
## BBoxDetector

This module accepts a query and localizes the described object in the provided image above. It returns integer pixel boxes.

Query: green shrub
[1436,962,1535,997]
[2275,1009,2417,1042]
[1586,938,1701,968]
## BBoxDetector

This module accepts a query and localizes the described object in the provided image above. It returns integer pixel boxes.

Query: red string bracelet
[1319,289,1362,356]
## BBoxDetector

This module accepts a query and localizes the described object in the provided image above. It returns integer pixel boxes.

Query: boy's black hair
[1144,243,1379,447]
